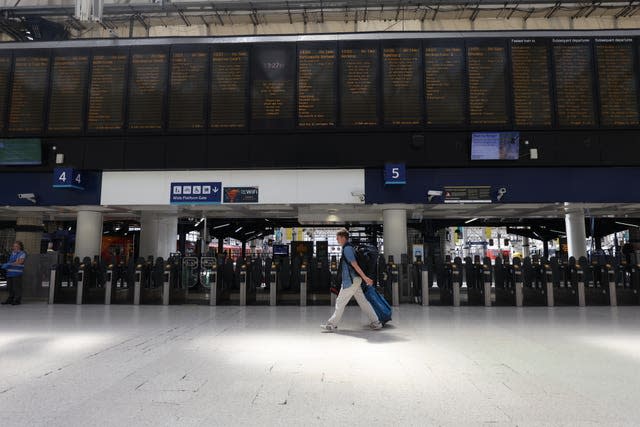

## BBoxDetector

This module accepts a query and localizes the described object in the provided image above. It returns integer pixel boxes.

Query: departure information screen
[87,51,128,131]
[511,39,553,127]
[340,45,379,127]
[211,47,248,129]
[251,44,296,130]
[2,35,640,135]
[383,43,422,126]
[595,38,639,126]
[424,42,465,125]
[0,55,11,132]
[553,39,596,126]
[128,51,168,130]
[48,54,89,132]
[297,44,337,128]
[8,53,49,133]
[467,42,509,126]
[169,49,208,130]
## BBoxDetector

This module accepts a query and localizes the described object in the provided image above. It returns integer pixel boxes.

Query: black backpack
[338,243,380,285]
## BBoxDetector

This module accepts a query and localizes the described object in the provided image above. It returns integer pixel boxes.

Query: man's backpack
[338,243,380,285]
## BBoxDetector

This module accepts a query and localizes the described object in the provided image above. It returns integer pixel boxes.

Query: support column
[15,216,43,255]
[522,236,530,258]
[139,213,178,260]
[75,210,103,259]
[383,208,408,263]
[564,203,587,260]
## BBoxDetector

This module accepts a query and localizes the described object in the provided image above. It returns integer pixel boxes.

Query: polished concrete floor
[1,304,639,427]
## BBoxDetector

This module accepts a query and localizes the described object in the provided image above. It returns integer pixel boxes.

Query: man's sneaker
[369,321,383,330]
[320,323,337,332]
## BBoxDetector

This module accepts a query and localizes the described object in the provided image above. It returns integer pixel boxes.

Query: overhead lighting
[465,218,479,224]
[615,221,640,229]
[213,223,230,229]
[195,217,204,227]
[235,227,243,233]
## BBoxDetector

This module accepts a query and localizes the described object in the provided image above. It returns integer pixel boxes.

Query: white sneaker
[320,323,337,332]
[369,321,383,330]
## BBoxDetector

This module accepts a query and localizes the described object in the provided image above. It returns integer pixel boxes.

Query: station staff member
[2,241,26,305]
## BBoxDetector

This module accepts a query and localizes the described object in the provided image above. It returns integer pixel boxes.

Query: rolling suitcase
[362,284,392,325]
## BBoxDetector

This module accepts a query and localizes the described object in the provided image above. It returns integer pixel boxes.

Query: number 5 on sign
[384,163,406,185]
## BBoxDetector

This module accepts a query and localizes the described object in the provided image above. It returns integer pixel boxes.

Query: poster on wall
[223,187,259,203]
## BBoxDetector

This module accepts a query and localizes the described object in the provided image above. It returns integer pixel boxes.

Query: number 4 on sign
[74,172,82,185]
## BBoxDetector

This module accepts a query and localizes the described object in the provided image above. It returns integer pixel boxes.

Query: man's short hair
[336,228,349,239]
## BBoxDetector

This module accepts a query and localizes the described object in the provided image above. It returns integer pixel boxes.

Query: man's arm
[11,255,25,266]
[350,260,374,286]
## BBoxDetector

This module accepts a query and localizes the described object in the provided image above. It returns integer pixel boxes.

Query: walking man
[321,229,382,332]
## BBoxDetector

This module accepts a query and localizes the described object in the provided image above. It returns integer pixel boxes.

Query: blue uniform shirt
[4,250,26,277]
[341,244,357,288]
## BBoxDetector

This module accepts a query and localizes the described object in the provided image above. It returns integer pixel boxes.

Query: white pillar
[140,213,178,260]
[383,208,408,263]
[564,204,587,260]
[75,210,103,259]
[522,236,530,258]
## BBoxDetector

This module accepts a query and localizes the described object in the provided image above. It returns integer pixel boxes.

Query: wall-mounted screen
[0,138,41,165]
[471,132,519,160]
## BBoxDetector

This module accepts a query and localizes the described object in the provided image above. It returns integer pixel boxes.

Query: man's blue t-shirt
[341,244,357,288]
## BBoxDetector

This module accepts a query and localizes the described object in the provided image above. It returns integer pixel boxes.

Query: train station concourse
[3,0,640,426]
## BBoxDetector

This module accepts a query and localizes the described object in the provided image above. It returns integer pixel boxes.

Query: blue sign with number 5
[384,163,406,185]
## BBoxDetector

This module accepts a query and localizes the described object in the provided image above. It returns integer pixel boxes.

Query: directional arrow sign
[170,182,222,204]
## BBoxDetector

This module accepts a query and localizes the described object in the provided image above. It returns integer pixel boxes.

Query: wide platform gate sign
[170,182,222,204]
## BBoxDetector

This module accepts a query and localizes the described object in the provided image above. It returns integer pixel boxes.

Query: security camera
[427,190,443,202]
[351,191,365,202]
[18,193,37,204]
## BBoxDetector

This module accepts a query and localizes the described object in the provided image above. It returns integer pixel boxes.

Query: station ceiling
[1,1,640,40]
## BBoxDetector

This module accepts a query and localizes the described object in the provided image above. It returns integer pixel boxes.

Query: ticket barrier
[329,257,338,307]
[238,264,255,306]
[388,256,400,307]
[613,261,639,305]
[269,261,278,306]
[519,257,547,306]
[464,256,490,306]
[548,257,580,306]
[106,262,134,304]
[494,257,517,306]
[201,257,223,306]
[580,257,612,306]
[434,257,454,305]
[79,257,108,304]
[48,260,83,304]
[451,257,462,307]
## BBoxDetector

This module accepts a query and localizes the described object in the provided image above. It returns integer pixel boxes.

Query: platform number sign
[384,163,406,185]
[53,167,84,190]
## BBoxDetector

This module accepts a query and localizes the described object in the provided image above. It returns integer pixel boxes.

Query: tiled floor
[1,303,639,426]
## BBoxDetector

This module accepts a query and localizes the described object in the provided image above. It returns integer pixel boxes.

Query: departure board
[169,50,208,130]
[424,43,465,125]
[8,54,49,133]
[340,45,379,127]
[511,39,553,127]
[0,55,11,131]
[251,45,296,130]
[383,44,422,126]
[128,51,168,130]
[87,51,127,131]
[48,54,89,132]
[211,48,248,129]
[297,44,336,128]
[467,43,509,126]
[553,39,596,126]
[596,38,639,126]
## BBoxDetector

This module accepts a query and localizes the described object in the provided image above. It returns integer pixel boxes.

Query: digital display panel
[128,51,168,130]
[8,53,49,133]
[297,44,337,128]
[211,47,249,129]
[467,42,509,126]
[340,44,379,127]
[169,49,208,130]
[471,132,520,160]
[383,43,422,126]
[87,50,128,131]
[511,39,553,127]
[48,54,89,132]
[553,39,596,126]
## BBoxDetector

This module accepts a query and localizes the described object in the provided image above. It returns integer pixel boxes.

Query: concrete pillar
[139,212,177,260]
[522,236,530,258]
[15,216,43,255]
[383,208,408,263]
[75,210,103,259]
[564,204,587,260]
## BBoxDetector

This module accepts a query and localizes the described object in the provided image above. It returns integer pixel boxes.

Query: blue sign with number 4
[53,167,84,190]
[384,163,406,185]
